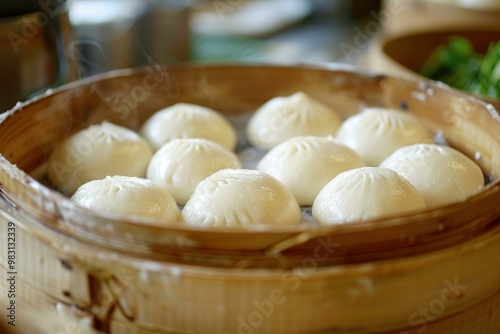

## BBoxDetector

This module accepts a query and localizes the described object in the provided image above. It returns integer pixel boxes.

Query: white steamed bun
[47,122,153,195]
[247,92,342,150]
[182,169,301,227]
[312,167,426,224]
[336,108,434,166]
[257,136,366,205]
[72,176,181,222]
[380,144,484,208]
[140,103,237,151]
[147,138,241,205]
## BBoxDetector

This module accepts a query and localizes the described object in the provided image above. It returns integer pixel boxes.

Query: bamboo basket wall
[0,64,499,333]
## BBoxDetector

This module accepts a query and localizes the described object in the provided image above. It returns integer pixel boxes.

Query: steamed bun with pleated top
[257,136,366,205]
[312,167,426,224]
[182,169,301,227]
[140,103,237,151]
[247,92,342,150]
[380,144,484,208]
[72,176,181,222]
[147,138,242,205]
[47,122,153,195]
[336,108,434,166]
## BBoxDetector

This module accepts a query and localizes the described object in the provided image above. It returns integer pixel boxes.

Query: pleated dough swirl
[313,167,426,224]
[182,169,301,227]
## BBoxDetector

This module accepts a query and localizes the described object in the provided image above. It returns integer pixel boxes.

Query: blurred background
[66,0,381,72]
[0,0,382,112]
[0,0,499,112]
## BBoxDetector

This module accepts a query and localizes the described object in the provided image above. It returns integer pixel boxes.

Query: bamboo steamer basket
[380,0,500,35]
[0,64,499,333]
[363,27,500,112]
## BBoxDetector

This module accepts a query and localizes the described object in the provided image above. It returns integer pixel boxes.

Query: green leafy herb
[419,37,500,100]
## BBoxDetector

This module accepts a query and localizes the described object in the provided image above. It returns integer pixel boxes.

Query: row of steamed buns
[47,92,485,227]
